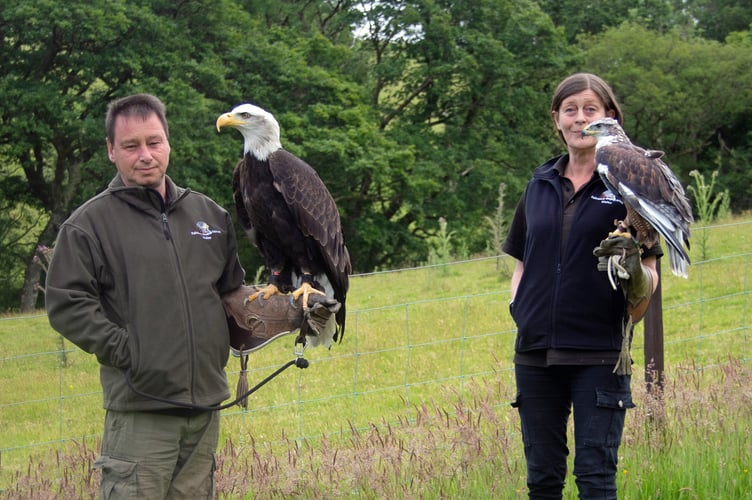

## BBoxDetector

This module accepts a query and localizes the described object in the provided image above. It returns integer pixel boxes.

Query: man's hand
[222,285,340,355]
[593,235,651,307]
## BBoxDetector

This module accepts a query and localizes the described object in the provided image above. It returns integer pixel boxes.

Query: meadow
[1,217,751,498]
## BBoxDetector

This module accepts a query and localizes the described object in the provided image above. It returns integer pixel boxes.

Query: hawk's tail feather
[633,197,691,277]
[656,223,691,278]
[659,226,691,278]
[666,244,689,279]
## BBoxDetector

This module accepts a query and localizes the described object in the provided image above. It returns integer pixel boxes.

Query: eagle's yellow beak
[216,113,240,132]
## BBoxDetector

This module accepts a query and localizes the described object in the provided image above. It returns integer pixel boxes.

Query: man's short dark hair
[105,93,169,143]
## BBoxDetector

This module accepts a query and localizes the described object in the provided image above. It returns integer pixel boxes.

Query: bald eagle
[582,117,694,278]
[216,104,350,347]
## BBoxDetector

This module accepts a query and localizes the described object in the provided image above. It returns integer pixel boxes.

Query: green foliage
[690,0,752,42]
[485,182,511,275]
[485,182,507,255]
[687,169,730,261]
[426,217,456,266]
[362,0,574,264]
[0,199,44,311]
[538,0,750,43]
[688,169,730,223]
[1,0,752,310]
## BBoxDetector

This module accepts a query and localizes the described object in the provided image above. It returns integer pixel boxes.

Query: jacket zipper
[170,236,198,404]
[161,212,172,240]
[155,190,197,403]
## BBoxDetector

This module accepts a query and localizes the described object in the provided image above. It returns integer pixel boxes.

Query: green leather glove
[593,235,651,308]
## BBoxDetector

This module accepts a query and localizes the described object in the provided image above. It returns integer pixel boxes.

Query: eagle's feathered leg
[292,274,326,312]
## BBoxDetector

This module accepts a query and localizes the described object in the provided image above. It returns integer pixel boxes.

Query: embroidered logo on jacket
[591,190,623,205]
[191,221,222,240]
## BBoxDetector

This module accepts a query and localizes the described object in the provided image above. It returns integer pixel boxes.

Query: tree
[537,0,686,43]
[689,0,752,42]
[1,1,127,310]
[355,0,575,262]
[0,171,45,309]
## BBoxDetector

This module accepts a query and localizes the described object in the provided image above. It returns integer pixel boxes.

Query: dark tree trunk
[19,213,66,312]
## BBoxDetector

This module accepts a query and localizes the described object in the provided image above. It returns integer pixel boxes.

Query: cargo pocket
[585,388,635,447]
[596,388,635,411]
[94,455,137,499]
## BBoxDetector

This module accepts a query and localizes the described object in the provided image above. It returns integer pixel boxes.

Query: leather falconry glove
[593,235,652,308]
[222,284,341,355]
[222,285,341,409]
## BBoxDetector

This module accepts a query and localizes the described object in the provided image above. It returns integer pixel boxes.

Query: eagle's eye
[239,112,252,119]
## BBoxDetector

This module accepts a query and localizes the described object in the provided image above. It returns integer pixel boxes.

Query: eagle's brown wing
[267,149,351,339]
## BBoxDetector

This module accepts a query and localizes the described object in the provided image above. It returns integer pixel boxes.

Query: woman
[503,73,661,498]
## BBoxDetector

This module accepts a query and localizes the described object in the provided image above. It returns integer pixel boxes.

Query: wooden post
[643,259,664,394]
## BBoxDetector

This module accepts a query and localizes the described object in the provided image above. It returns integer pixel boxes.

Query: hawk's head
[581,117,630,146]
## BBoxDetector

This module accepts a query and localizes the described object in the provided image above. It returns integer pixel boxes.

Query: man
[45,94,331,498]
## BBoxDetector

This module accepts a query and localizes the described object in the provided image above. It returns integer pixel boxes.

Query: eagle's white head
[581,117,631,148]
[216,103,282,161]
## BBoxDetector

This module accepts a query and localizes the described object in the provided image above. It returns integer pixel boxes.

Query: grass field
[1,217,751,498]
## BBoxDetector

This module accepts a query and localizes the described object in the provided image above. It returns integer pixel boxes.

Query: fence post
[643,258,664,394]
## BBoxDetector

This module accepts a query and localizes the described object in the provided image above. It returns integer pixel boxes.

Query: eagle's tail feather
[305,313,337,348]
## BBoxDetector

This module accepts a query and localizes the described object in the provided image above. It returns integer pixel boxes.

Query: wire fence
[1,221,750,487]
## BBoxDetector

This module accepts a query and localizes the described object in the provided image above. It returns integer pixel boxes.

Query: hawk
[582,117,694,278]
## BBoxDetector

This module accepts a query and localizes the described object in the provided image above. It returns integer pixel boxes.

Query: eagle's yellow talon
[244,284,281,305]
[292,282,326,311]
